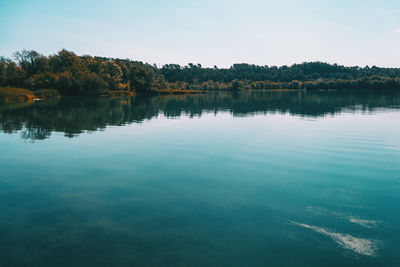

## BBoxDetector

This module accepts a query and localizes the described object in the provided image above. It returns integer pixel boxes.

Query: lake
[0,90,400,266]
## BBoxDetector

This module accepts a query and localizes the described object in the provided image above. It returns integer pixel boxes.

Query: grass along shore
[158,89,207,95]
[0,87,208,103]
[0,87,60,103]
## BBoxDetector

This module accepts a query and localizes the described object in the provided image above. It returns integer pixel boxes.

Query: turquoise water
[0,91,400,266]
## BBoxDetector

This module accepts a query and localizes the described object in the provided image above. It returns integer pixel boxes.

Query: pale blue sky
[1,0,400,67]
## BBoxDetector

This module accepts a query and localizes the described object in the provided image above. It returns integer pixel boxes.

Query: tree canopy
[1,49,399,95]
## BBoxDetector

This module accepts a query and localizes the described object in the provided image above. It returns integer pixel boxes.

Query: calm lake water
[1,91,400,266]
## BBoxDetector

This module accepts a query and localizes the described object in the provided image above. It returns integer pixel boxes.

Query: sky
[1,0,400,68]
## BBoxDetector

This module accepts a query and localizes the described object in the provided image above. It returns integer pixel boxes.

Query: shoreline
[0,87,209,103]
[2,86,400,104]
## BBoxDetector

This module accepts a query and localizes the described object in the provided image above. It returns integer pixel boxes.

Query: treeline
[1,49,400,95]
[0,49,165,96]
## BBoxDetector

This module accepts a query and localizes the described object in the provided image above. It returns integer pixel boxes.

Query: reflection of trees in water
[0,90,399,140]
[20,127,52,140]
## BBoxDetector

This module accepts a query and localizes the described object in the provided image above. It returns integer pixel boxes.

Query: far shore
[1,86,399,104]
[0,87,209,103]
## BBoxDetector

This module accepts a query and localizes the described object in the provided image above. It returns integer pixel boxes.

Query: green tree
[230,79,241,91]
[13,50,48,76]
[0,57,7,85]
[5,61,27,87]
[129,63,157,94]
[100,61,123,90]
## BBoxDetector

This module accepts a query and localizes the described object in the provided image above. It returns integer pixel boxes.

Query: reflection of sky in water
[0,93,400,266]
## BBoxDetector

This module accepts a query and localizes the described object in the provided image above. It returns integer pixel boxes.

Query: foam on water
[306,207,379,229]
[292,221,378,256]
[349,217,377,229]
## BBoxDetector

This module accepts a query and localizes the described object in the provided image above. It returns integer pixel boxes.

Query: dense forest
[1,49,400,96]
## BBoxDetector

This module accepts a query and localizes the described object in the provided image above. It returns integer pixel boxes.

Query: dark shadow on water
[1,90,399,140]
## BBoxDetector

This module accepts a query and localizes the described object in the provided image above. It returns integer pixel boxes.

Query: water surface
[1,91,400,266]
